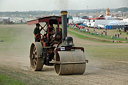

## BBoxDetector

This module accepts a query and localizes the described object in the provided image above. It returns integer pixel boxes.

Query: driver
[49,24,55,41]
[49,24,55,35]
[33,23,43,42]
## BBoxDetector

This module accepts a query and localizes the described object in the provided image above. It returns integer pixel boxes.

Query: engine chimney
[61,11,68,41]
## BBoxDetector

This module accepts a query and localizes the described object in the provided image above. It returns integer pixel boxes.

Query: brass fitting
[61,11,68,15]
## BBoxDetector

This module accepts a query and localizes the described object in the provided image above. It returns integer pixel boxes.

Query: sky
[0,0,128,11]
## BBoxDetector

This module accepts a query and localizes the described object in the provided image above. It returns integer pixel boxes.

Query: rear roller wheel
[30,42,43,71]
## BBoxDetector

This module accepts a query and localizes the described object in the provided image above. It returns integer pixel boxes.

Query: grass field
[0,25,30,84]
[0,74,25,85]
[0,24,33,54]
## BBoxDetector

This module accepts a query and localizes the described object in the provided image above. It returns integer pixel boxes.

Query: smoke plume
[56,0,69,10]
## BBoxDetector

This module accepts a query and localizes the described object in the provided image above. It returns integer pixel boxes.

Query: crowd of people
[68,24,128,40]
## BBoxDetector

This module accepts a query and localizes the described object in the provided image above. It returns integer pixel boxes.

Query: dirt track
[0,25,128,85]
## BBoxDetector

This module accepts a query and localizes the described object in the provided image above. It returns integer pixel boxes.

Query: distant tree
[116,7,128,12]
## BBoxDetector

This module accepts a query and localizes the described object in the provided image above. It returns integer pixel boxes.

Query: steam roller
[27,11,87,75]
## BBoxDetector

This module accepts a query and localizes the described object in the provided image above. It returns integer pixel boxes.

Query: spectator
[117,34,120,38]
[127,30,128,35]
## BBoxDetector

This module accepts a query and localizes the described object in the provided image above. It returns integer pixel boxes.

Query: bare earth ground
[0,24,128,85]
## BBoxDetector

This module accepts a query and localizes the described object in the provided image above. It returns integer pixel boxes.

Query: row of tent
[104,25,124,29]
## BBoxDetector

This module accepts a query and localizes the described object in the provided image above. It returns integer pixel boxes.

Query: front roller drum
[54,50,86,75]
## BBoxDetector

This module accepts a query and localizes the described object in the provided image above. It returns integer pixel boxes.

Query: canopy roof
[27,16,62,25]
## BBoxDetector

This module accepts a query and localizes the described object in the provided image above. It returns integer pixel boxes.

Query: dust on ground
[0,24,128,85]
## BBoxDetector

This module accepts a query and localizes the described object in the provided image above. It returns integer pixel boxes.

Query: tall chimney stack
[61,11,68,41]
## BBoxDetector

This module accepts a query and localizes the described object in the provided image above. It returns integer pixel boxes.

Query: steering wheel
[35,33,42,40]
